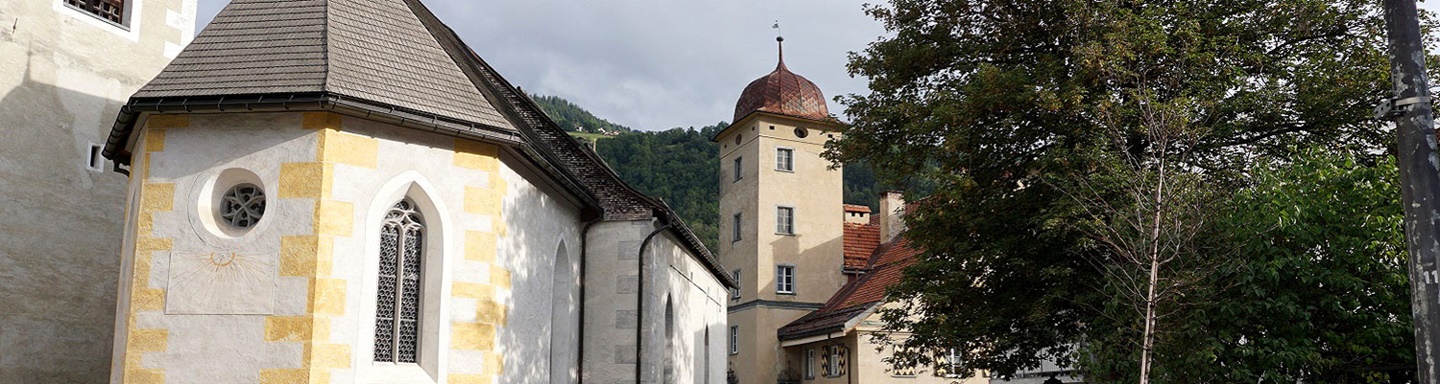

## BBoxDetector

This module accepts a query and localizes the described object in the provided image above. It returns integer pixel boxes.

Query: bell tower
[715,36,846,383]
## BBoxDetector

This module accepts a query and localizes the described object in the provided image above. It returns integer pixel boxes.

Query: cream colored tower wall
[111,112,584,384]
[0,0,194,381]
[719,112,844,384]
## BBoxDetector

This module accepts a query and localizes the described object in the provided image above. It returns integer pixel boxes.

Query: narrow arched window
[374,200,424,363]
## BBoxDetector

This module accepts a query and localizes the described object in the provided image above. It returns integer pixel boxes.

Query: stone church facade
[6,0,736,383]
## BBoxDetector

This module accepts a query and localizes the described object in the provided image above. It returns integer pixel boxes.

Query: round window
[735,135,742,145]
[220,183,266,228]
[794,128,809,138]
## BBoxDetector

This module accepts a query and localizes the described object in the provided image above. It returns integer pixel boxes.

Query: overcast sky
[193,0,884,131]
[193,1,1440,131]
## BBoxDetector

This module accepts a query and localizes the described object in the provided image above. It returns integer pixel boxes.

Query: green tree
[832,0,1397,379]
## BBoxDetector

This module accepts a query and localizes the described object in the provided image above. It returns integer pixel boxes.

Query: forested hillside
[532,95,879,249]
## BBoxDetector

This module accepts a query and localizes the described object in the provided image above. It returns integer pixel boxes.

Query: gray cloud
[195,0,885,131]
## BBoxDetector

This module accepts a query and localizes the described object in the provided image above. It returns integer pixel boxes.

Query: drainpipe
[577,216,603,384]
[636,220,674,383]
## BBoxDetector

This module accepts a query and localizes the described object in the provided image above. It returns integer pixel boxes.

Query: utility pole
[1382,0,1440,381]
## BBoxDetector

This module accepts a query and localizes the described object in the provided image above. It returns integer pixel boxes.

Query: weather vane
[773,20,782,41]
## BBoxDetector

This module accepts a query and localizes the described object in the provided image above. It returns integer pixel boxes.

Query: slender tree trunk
[1138,157,1167,384]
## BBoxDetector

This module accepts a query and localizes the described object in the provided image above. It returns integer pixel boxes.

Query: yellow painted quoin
[450,138,511,384]
[119,115,187,384]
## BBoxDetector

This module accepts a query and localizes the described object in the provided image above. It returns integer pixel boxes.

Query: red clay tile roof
[843,223,880,270]
[779,236,921,340]
[843,204,872,214]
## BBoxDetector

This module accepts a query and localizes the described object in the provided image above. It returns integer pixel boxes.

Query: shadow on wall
[0,46,131,383]
[496,166,580,384]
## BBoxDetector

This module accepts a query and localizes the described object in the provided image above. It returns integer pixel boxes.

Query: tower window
[775,265,795,294]
[732,213,742,242]
[375,200,425,364]
[776,206,795,235]
[729,326,739,355]
[776,148,794,172]
[733,157,743,182]
[730,269,741,300]
[64,0,125,25]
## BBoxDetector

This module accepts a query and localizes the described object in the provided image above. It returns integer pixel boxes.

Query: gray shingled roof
[134,0,513,130]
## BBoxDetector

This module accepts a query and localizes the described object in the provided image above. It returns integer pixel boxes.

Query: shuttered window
[65,0,125,24]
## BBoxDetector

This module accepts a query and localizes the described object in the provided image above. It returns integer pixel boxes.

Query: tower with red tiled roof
[715,36,850,384]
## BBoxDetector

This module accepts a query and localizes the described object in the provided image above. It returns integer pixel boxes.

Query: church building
[99,0,734,383]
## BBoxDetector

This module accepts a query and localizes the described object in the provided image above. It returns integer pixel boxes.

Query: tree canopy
[831,0,1414,381]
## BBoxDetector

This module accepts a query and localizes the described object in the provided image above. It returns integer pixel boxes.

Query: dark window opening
[65,0,126,25]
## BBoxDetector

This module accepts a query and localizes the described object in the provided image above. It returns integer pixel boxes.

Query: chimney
[879,191,906,244]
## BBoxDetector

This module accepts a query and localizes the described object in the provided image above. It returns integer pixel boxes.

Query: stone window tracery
[374,200,424,363]
[220,184,265,229]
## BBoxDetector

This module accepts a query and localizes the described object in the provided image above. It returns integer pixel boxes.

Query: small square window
[775,265,794,294]
[776,148,794,172]
[86,143,105,172]
[65,0,126,25]
[776,207,795,235]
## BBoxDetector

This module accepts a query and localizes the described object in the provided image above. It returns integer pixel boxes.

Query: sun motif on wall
[166,251,277,315]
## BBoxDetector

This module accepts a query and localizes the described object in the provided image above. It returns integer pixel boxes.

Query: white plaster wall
[581,220,652,384]
[0,0,195,381]
[495,152,583,384]
[654,233,729,384]
[119,112,319,384]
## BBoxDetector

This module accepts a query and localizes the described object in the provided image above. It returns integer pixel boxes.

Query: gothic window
[374,200,424,363]
[65,0,125,24]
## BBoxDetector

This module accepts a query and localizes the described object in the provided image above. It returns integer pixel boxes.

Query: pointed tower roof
[133,0,511,130]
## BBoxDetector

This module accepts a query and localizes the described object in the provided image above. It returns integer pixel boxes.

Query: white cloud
[194,0,885,131]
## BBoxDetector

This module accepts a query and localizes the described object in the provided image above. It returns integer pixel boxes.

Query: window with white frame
[776,206,795,235]
[775,265,795,294]
[374,200,424,363]
[936,348,962,378]
[776,148,794,171]
[65,0,125,24]
[732,213,742,242]
[822,345,848,377]
[733,157,743,181]
[729,326,739,355]
[730,270,741,300]
[805,348,817,379]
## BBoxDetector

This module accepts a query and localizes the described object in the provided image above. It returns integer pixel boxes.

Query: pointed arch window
[374,200,424,363]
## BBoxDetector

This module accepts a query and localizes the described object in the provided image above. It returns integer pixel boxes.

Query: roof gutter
[103,92,524,165]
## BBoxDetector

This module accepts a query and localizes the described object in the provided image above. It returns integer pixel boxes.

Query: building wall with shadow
[0,0,193,382]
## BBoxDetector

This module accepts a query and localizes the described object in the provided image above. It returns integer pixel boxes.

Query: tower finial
[773,21,785,69]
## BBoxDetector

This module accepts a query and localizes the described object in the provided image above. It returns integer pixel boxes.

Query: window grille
[374,200,424,363]
[65,0,125,24]
[221,184,266,229]
[776,206,794,235]
[775,265,795,294]
[776,148,793,171]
